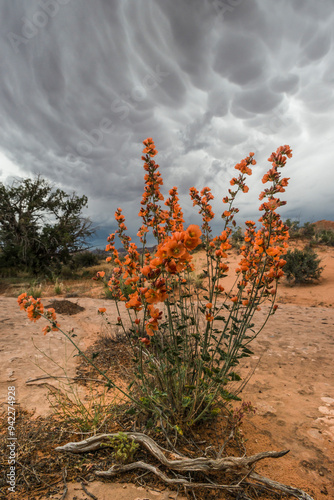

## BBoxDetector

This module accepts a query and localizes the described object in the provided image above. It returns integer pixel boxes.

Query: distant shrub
[0,265,17,278]
[186,272,205,290]
[19,281,43,299]
[284,247,323,284]
[316,229,334,247]
[60,265,75,279]
[231,226,243,249]
[92,248,109,260]
[284,219,300,239]
[72,251,100,269]
[80,269,92,278]
[54,279,63,295]
[300,222,315,239]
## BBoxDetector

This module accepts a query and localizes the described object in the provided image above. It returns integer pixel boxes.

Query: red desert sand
[1,242,333,499]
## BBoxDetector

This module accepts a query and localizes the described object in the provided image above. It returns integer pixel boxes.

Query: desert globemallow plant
[17,140,317,498]
[19,138,292,434]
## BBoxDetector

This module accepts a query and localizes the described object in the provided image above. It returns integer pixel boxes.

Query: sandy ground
[1,243,334,499]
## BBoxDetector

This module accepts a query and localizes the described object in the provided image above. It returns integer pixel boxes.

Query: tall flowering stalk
[101,139,292,430]
[19,138,292,433]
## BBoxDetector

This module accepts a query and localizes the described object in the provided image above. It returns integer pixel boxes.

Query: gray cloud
[213,31,269,86]
[0,0,334,246]
[269,74,299,94]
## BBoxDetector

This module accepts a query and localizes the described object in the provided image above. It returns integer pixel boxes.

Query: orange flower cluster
[138,138,169,241]
[165,187,184,233]
[101,138,292,348]
[114,208,132,250]
[210,229,232,273]
[205,302,214,322]
[237,220,288,299]
[142,137,158,157]
[259,145,292,202]
[123,243,141,284]
[17,293,59,334]
[189,186,215,235]
[17,292,44,321]
[150,224,201,274]
[145,305,163,336]
[105,232,129,301]
[125,291,143,311]
[102,140,207,345]
[223,152,256,228]
[235,146,292,300]
[105,223,202,343]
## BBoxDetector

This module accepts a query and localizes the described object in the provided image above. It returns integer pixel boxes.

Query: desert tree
[0,176,95,274]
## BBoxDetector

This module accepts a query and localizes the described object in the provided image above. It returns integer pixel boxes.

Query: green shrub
[300,222,315,239]
[316,229,334,247]
[284,218,300,239]
[72,251,100,269]
[54,279,63,295]
[18,281,43,299]
[284,247,323,284]
[60,265,75,279]
[231,226,243,249]
[105,432,139,464]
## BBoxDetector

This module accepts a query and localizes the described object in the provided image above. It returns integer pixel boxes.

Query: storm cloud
[1,0,334,245]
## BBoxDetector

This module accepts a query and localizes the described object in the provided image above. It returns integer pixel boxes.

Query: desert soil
[0,242,333,499]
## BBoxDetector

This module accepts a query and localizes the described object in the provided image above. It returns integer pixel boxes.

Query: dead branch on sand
[56,432,314,500]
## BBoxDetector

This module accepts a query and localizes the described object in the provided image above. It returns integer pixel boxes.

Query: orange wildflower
[144,289,160,304]
[219,263,229,272]
[186,224,201,239]
[206,312,214,322]
[139,337,151,346]
[42,326,51,335]
[184,236,200,251]
[165,258,184,275]
[166,239,186,259]
[126,292,142,311]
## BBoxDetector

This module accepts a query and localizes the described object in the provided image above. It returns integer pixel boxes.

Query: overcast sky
[1,0,333,247]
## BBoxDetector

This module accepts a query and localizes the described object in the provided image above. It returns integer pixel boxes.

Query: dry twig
[56,432,314,499]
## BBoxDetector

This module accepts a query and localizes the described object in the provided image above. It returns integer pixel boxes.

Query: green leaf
[182,396,192,408]
[126,407,136,415]
[242,347,254,355]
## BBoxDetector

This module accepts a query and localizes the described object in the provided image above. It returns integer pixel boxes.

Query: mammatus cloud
[0,0,334,245]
